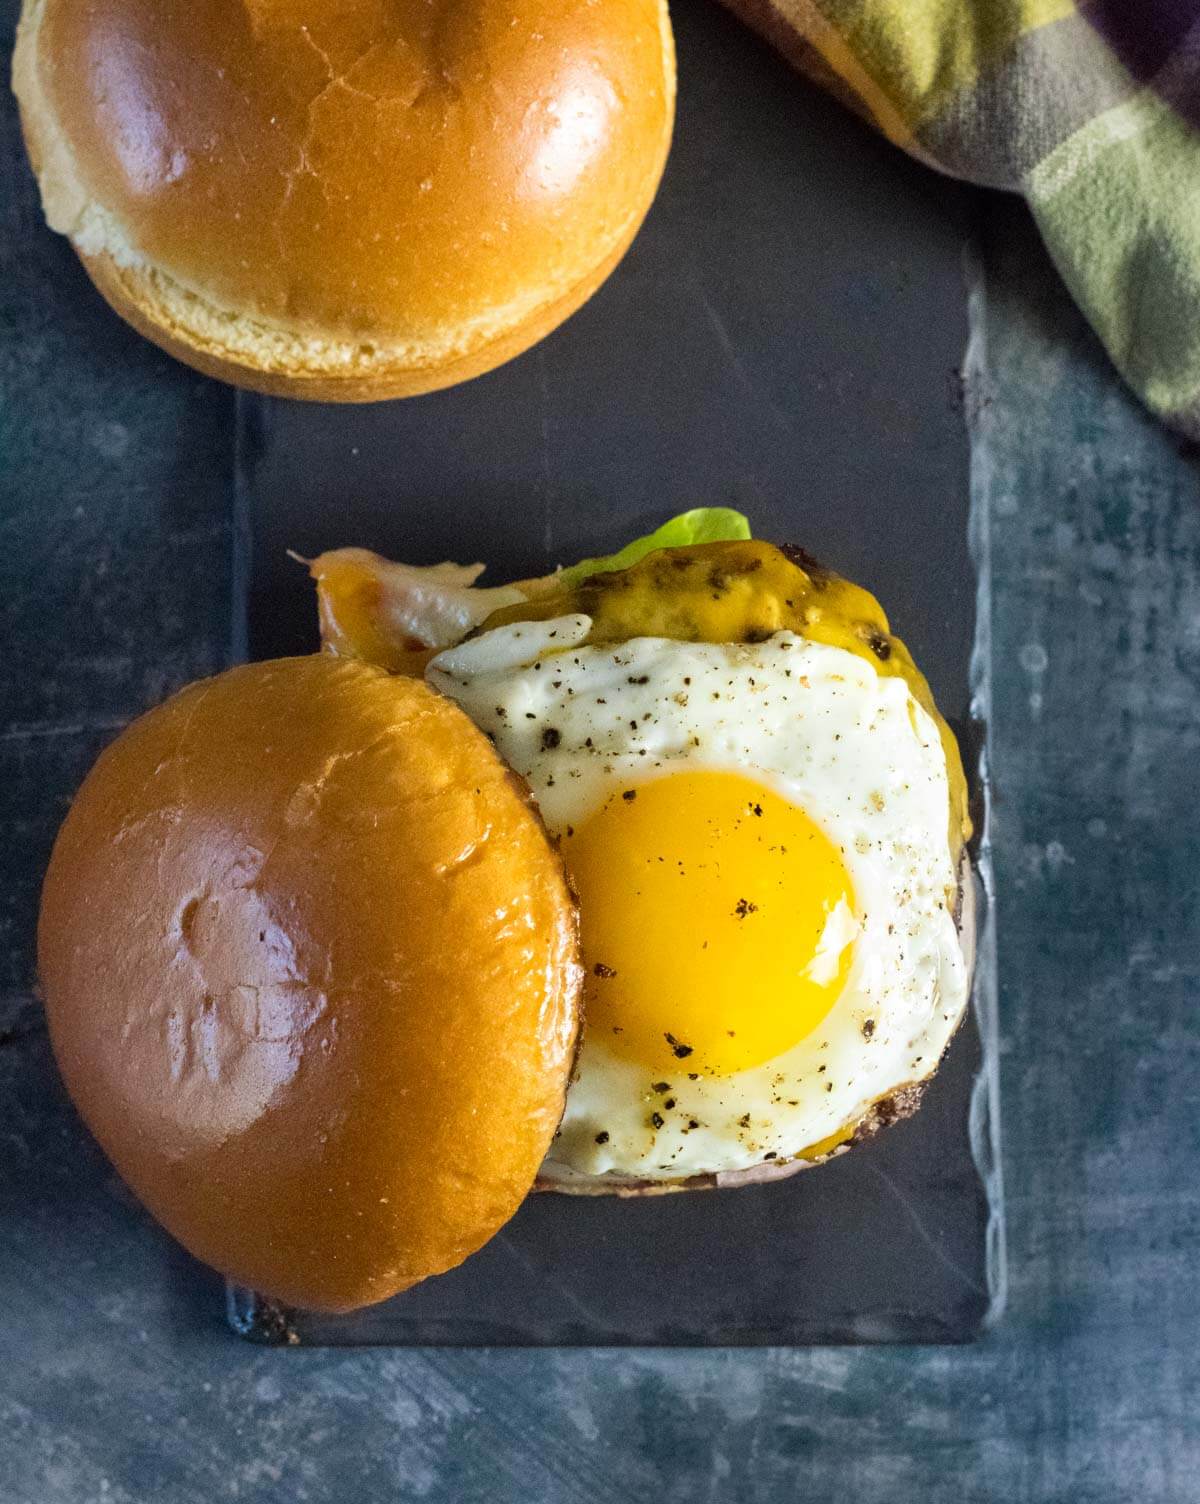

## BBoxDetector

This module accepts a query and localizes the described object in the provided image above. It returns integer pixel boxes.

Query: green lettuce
[555,508,752,590]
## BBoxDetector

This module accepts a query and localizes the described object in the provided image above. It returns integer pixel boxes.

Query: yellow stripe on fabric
[802,0,1077,133]
[1027,87,1200,417]
[769,0,925,152]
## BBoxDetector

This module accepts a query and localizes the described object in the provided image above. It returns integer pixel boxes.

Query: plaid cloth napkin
[723,0,1200,438]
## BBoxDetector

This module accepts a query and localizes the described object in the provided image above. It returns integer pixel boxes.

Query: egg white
[428,616,969,1183]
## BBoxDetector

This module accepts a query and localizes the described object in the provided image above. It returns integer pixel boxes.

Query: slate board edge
[964,236,1008,1334]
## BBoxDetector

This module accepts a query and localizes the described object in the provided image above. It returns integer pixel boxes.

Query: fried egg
[428,612,969,1185]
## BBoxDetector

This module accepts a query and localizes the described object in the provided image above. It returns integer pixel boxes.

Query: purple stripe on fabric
[1083,0,1200,126]
[1082,0,1198,80]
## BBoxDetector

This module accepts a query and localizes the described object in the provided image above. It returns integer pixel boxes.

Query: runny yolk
[563,770,858,1077]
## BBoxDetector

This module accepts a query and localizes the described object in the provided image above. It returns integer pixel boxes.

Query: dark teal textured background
[2,0,1198,1496]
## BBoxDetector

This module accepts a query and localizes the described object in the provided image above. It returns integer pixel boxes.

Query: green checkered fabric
[724,0,1200,437]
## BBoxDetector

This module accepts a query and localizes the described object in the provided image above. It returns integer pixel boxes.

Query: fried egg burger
[310,510,975,1195]
[36,509,973,1313]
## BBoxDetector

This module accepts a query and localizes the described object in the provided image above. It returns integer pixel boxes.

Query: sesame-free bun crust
[38,657,581,1311]
[13,0,675,400]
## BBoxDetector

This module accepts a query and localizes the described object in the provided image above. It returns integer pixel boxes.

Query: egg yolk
[564,771,857,1076]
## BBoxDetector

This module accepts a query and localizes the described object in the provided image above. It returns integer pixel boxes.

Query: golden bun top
[13,0,675,398]
[38,656,582,1311]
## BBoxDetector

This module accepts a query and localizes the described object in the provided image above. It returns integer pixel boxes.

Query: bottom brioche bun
[37,656,581,1311]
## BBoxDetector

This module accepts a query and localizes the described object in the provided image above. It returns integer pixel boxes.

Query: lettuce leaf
[555,508,752,590]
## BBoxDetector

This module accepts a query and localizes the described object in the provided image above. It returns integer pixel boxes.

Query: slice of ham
[307,548,529,665]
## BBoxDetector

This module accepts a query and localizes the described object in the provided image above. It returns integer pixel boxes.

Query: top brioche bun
[12,0,675,400]
[37,655,582,1311]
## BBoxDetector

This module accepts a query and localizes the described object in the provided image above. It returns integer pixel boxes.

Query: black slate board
[230,0,1002,1345]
